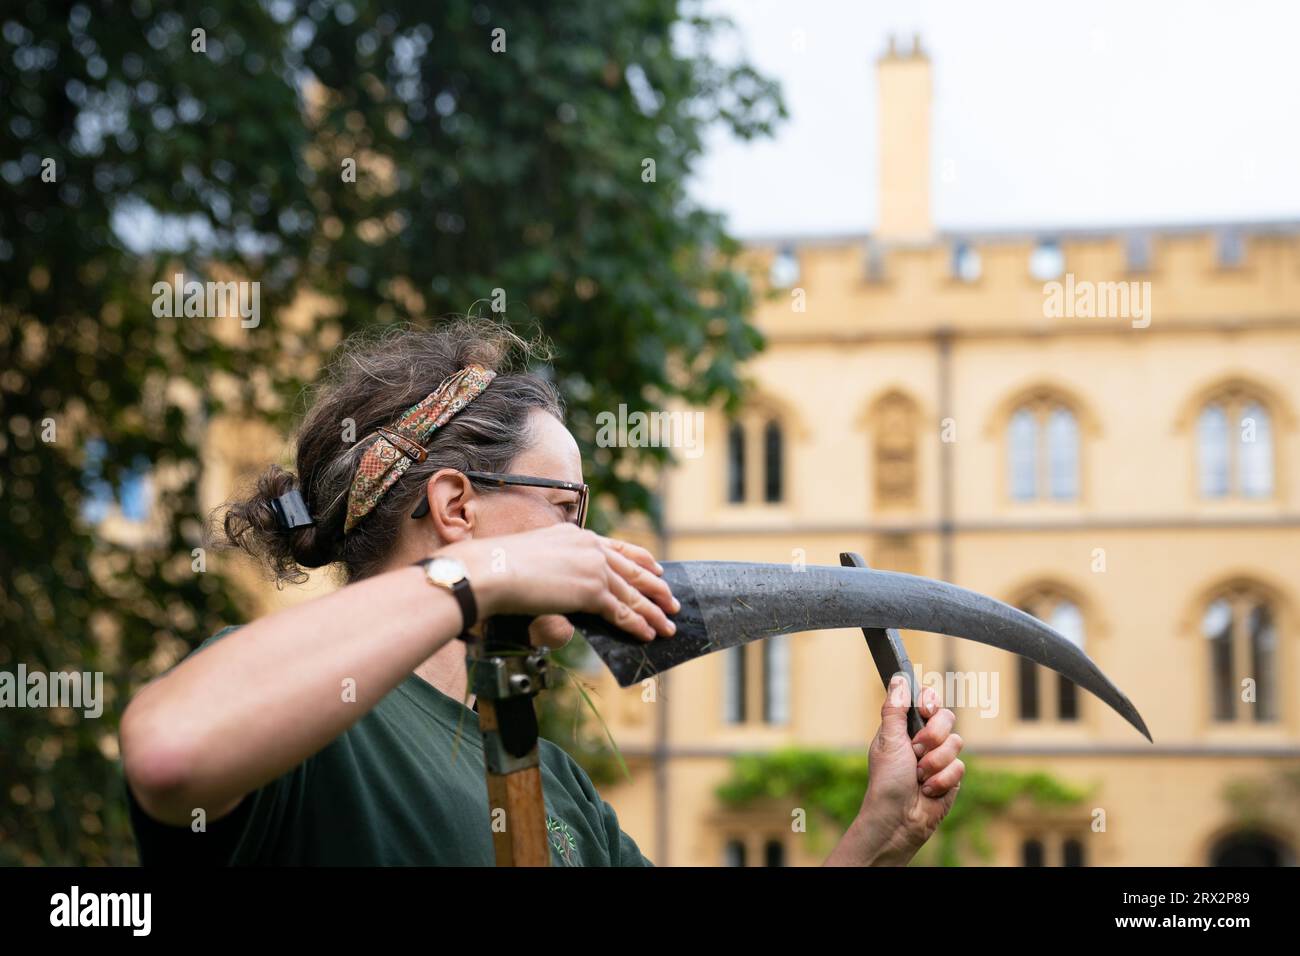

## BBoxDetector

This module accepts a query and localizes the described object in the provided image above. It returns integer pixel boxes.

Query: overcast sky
[690,0,1300,239]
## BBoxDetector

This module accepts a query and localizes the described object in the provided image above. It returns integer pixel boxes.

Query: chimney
[876,35,933,242]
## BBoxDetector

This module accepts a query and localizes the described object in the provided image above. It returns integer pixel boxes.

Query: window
[762,635,790,724]
[1007,396,1080,502]
[865,241,886,283]
[1202,589,1278,723]
[726,640,791,726]
[763,420,783,503]
[770,245,800,288]
[726,413,788,505]
[723,645,747,724]
[1009,409,1039,501]
[1029,239,1064,280]
[1017,593,1085,723]
[1062,838,1086,867]
[952,241,982,282]
[1046,407,1079,500]
[873,393,919,509]
[1197,392,1274,499]
[1197,404,1230,497]
[1216,229,1245,268]
[1022,834,1087,866]
[1209,831,1294,866]
[1021,838,1045,867]
[1240,402,1273,497]
[727,421,746,504]
[1125,233,1152,272]
[724,837,786,867]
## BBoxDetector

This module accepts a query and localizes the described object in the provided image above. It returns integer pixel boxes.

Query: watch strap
[414,559,478,641]
[450,576,478,640]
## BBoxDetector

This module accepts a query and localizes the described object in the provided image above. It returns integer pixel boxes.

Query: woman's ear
[419,469,477,543]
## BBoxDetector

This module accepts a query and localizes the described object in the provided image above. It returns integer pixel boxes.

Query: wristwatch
[414,556,478,641]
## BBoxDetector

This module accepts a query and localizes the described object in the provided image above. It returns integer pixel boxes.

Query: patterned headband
[344,363,497,533]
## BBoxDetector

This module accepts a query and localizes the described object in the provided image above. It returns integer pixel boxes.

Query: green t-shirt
[127,627,653,867]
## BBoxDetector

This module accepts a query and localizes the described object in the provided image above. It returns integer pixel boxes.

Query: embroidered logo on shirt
[546,816,580,866]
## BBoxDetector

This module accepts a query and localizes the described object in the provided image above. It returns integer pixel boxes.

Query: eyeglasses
[411,470,589,529]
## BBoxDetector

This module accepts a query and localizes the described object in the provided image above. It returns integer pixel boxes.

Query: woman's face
[464,407,587,650]
[470,407,586,537]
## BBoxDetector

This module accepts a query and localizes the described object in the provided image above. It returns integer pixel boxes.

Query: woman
[121,318,964,866]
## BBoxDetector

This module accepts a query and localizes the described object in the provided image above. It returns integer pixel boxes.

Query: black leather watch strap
[413,559,478,641]
[449,576,477,640]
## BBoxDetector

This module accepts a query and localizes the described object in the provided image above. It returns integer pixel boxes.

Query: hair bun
[219,464,336,584]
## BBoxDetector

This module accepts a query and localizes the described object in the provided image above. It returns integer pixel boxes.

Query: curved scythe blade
[573,561,1152,742]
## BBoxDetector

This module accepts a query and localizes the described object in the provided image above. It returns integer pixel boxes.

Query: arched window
[1008,408,1039,501]
[763,839,786,867]
[1202,589,1278,723]
[952,241,982,281]
[725,410,790,506]
[1062,837,1086,867]
[1050,601,1085,720]
[1029,238,1064,280]
[723,645,746,724]
[762,634,790,724]
[873,393,919,509]
[724,838,747,867]
[1240,402,1273,498]
[727,421,746,504]
[763,420,784,503]
[1046,407,1079,500]
[1209,831,1294,867]
[1006,396,1080,503]
[769,245,800,288]
[1021,838,1045,867]
[1022,834,1086,866]
[725,640,791,727]
[1198,404,1230,497]
[1017,592,1086,723]
[1197,391,1274,499]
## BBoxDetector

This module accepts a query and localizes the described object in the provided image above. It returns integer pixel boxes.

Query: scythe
[469,554,1152,866]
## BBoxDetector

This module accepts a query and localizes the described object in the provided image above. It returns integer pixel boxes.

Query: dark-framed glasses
[411,470,589,528]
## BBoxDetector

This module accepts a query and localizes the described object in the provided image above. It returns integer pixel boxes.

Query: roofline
[742,217,1300,248]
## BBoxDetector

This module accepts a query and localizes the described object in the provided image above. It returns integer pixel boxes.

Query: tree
[0,0,783,864]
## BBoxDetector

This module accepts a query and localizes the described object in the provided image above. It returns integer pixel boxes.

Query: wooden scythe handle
[478,615,550,867]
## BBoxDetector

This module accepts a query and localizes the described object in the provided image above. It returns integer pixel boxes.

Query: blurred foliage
[717,748,1088,865]
[0,0,783,864]
[537,633,631,788]
[1223,765,1300,830]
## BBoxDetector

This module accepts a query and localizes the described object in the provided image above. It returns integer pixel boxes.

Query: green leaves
[716,749,1088,865]
[1,0,780,863]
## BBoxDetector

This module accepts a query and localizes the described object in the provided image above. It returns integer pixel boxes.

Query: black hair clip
[271,489,314,530]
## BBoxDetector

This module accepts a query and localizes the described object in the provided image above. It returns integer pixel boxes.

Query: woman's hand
[440,523,679,643]
[825,676,965,866]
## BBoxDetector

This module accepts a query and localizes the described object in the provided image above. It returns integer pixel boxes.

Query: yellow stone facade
[596,43,1300,866]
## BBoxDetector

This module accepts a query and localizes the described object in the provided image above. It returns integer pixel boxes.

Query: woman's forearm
[121,562,470,825]
[121,524,675,827]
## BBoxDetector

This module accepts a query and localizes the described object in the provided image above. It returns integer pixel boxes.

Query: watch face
[426,557,467,587]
